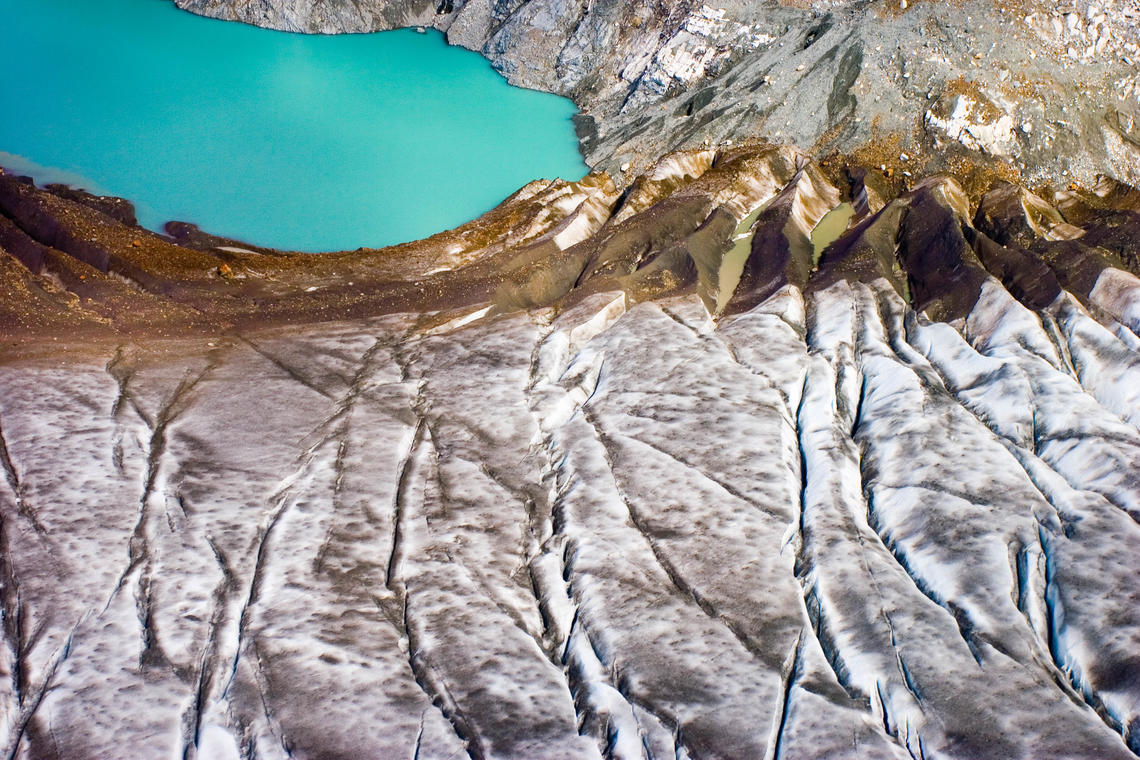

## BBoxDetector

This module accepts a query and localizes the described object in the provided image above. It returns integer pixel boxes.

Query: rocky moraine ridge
[4,1,1140,759]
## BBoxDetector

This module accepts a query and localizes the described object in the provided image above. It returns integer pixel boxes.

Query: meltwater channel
[0,0,587,251]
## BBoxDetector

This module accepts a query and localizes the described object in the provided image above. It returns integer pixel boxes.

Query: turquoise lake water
[0,0,588,251]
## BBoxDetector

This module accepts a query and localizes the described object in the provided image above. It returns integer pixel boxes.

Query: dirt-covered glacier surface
[4,275,1140,758]
[3,144,1140,758]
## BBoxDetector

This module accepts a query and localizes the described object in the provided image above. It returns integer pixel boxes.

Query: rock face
[3,145,1140,758]
[174,0,452,34]
[172,0,1140,188]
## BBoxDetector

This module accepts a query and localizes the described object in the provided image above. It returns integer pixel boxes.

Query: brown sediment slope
[4,140,1139,347]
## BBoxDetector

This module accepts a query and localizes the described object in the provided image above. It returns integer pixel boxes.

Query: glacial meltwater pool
[0,0,588,251]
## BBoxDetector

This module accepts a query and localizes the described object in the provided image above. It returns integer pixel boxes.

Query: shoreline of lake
[0,0,588,252]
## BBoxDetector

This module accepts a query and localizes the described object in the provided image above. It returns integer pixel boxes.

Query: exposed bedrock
[170,0,1140,188]
[3,143,1140,757]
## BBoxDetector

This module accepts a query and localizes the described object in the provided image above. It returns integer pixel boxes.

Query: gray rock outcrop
[173,0,1140,188]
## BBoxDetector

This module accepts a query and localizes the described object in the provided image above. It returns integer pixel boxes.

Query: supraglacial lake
[0,0,588,251]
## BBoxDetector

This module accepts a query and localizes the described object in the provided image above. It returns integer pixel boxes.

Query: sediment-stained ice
[3,155,1140,758]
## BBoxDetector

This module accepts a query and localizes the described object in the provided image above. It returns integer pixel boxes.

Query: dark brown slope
[4,145,1140,357]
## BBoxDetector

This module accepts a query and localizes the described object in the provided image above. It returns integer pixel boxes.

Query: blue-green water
[0,0,587,251]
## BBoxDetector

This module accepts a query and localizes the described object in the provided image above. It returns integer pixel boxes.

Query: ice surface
[3,204,1140,758]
